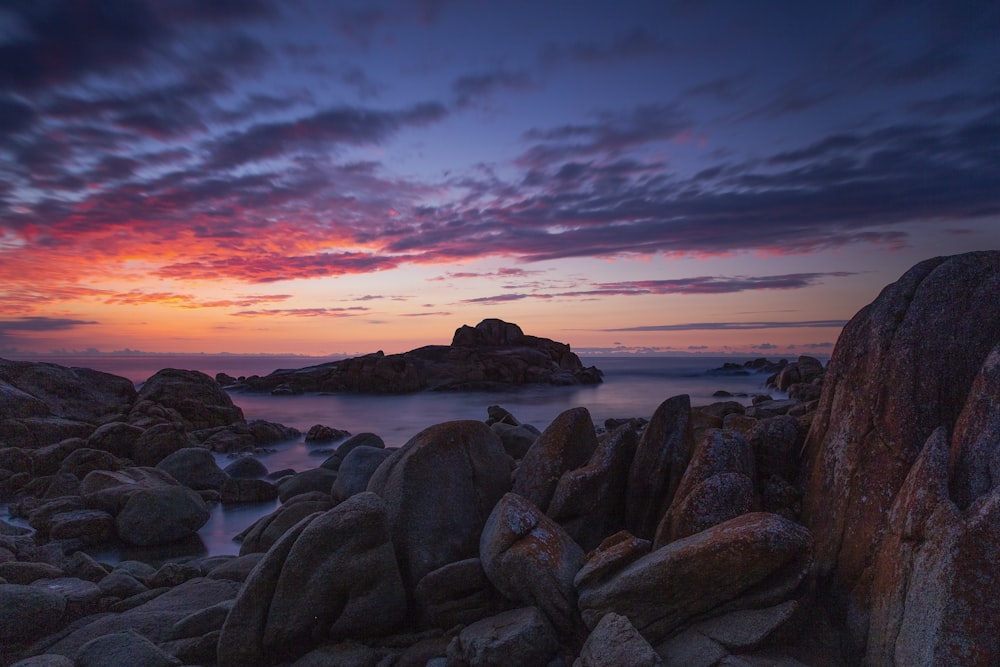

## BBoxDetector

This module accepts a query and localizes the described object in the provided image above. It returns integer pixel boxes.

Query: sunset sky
[1,0,998,357]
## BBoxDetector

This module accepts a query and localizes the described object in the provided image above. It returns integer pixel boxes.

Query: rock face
[0,360,136,447]
[133,369,244,430]
[367,420,512,593]
[218,493,406,666]
[800,251,1000,657]
[577,512,812,645]
[232,319,603,394]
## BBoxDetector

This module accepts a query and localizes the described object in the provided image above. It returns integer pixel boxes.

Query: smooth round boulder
[156,447,228,491]
[224,456,268,479]
[116,485,210,546]
[131,423,191,467]
[75,630,181,667]
[134,368,244,430]
[275,467,337,502]
[85,422,144,459]
[331,446,393,501]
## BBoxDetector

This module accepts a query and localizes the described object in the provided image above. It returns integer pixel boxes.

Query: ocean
[7,354,803,561]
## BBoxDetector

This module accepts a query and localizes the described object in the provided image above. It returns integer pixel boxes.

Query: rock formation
[229,318,603,394]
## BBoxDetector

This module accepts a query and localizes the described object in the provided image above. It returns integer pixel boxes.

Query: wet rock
[48,509,115,545]
[275,467,337,502]
[319,432,385,470]
[0,583,67,645]
[220,477,278,504]
[305,424,350,443]
[80,466,180,514]
[223,455,268,478]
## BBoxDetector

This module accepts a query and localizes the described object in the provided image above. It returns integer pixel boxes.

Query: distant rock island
[223,318,603,395]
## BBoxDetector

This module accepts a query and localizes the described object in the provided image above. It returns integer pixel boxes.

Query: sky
[1,0,998,358]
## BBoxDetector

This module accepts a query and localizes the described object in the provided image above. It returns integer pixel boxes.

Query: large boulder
[75,631,180,667]
[577,512,812,645]
[654,428,756,546]
[0,359,135,425]
[132,369,243,430]
[480,493,585,641]
[865,347,1000,665]
[131,423,193,467]
[218,492,406,667]
[414,558,507,629]
[237,494,333,555]
[156,447,228,491]
[800,251,1000,651]
[80,466,180,514]
[115,485,210,546]
[625,394,695,539]
[331,446,393,501]
[547,422,639,551]
[574,612,661,667]
[512,407,599,514]
[367,420,512,592]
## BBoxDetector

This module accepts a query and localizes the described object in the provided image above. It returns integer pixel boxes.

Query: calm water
[7,354,799,560]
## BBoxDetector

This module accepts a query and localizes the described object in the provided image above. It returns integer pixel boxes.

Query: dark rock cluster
[1,251,999,666]
[226,318,603,395]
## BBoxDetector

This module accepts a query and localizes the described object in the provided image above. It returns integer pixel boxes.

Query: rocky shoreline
[1,250,998,666]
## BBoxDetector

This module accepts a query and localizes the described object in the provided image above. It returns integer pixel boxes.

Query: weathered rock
[689,600,800,651]
[578,512,812,645]
[57,448,125,478]
[319,432,385,470]
[305,424,350,443]
[115,485,210,546]
[238,495,333,555]
[133,368,243,430]
[205,553,265,582]
[512,407,599,513]
[490,422,538,459]
[26,496,85,533]
[99,570,149,599]
[574,612,662,667]
[8,654,74,667]
[574,531,652,593]
[655,428,756,546]
[220,477,278,504]
[445,606,559,667]
[746,415,801,485]
[170,599,233,639]
[0,583,66,645]
[800,251,1000,649]
[331,446,393,501]
[625,395,695,540]
[31,576,101,619]
[275,467,337,502]
[219,493,406,666]
[233,319,602,394]
[80,466,179,514]
[75,630,181,667]
[656,472,755,545]
[414,558,507,629]
[29,438,85,476]
[367,420,512,592]
[0,561,64,585]
[866,422,1000,666]
[949,345,1000,510]
[44,576,239,657]
[156,447,227,491]
[480,493,584,640]
[223,455,268,479]
[0,447,32,474]
[547,422,638,551]
[48,509,115,544]
[85,422,144,459]
[62,551,109,584]
[655,627,728,667]
[0,359,135,429]
[131,422,192,467]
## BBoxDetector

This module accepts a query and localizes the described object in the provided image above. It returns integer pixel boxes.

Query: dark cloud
[602,320,849,332]
[0,0,165,92]
[206,102,448,169]
[519,104,688,166]
[542,28,672,66]
[0,95,37,142]
[453,70,535,108]
[0,316,98,331]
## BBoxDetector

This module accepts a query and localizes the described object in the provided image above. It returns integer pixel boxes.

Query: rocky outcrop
[231,319,603,394]
[800,251,1000,659]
